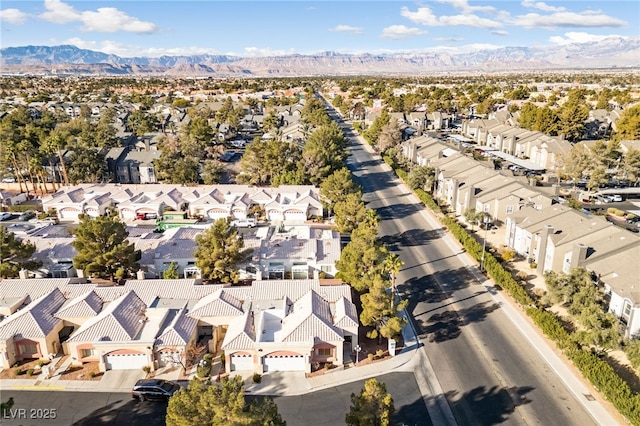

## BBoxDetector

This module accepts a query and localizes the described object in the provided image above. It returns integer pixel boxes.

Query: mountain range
[1,38,639,77]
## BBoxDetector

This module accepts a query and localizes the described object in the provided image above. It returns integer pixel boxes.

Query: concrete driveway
[100,369,147,391]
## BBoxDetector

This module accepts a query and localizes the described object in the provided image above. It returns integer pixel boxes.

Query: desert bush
[367,353,374,362]
[142,365,151,374]
[516,271,529,281]
[375,349,385,359]
[252,373,262,384]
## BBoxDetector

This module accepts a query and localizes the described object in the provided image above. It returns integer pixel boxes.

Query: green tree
[559,91,589,142]
[333,192,367,234]
[345,378,394,426]
[67,147,106,184]
[72,214,140,281]
[406,165,435,192]
[336,211,387,292]
[194,218,248,283]
[559,143,592,185]
[382,253,404,311]
[613,104,640,142]
[320,168,361,214]
[587,167,608,191]
[0,227,37,278]
[360,274,407,343]
[621,148,640,184]
[163,262,179,279]
[201,159,224,185]
[166,376,285,426]
[300,122,347,185]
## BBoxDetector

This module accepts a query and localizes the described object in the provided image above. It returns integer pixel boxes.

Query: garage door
[230,354,253,371]
[283,210,306,223]
[59,207,81,220]
[263,354,305,372]
[105,352,148,370]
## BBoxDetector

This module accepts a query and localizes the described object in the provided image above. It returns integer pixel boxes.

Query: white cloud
[491,30,509,36]
[0,8,29,25]
[515,12,626,28]
[40,0,158,34]
[381,25,427,40]
[436,0,495,14]
[548,32,628,45]
[401,6,502,29]
[40,0,80,24]
[521,0,565,12]
[329,25,363,35]
[434,36,464,42]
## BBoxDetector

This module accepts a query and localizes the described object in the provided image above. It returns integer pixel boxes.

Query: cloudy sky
[1,0,637,57]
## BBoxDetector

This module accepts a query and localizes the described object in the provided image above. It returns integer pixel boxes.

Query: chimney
[137,269,146,280]
[19,269,29,279]
[569,243,588,269]
[536,224,554,274]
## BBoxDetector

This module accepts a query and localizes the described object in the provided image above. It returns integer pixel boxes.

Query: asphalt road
[340,123,597,425]
[2,372,429,426]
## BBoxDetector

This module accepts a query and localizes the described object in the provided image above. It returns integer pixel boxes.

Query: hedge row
[386,163,640,425]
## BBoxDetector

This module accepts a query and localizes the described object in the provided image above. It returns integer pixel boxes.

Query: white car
[0,212,12,221]
[610,194,623,202]
[231,218,256,228]
[1,178,15,183]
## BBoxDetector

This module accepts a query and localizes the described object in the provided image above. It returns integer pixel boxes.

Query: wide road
[1,372,429,426]
[340,124,597,425]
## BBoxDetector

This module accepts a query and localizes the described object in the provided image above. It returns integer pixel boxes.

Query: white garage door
[284,210,306,223]
[59,207,81,220]
[230,354,253,371]
[263,354,305,372]
[105,353,148,370]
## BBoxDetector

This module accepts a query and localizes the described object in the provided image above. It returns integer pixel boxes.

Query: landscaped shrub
[26,369,35,377]
[367,353,374,362]
[252,373,262,384]
[89,371,97,378]
[624,340,640,370]
[375,349,385,359]
[196,353,213,378]
[13,367,23,376]
[142,365,151,374]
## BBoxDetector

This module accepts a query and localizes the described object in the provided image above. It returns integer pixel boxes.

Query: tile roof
[188,289,244,318]
[0,288,66,339]
[55,290,103,319]
[276,290,343,343]
[155,307,198,346]
[333,296,359,328]
[67,291,147,342]
[221,311,256,350]
[120,280,222,306]
[0,278,93,300]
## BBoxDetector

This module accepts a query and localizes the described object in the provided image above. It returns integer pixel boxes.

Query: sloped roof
[188,289,244,318]
[55,290,103,318]
[67,291,147,342]
[221,311,256,350]
[0,288,66,339]
[276,290,343,343]
[333,296,359,329]
[155,307,198,346]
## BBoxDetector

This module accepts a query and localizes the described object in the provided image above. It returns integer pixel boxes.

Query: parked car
[1,177,16,183]
[231,218,256,228]
[19,211,36,221]
[131,379,181,401]
[0,212,12,221]
[610,194,623,202]
[136,212,158,220]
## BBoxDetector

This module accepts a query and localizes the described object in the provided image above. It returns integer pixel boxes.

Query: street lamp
[480,214,491,272]
[355,345,362,365]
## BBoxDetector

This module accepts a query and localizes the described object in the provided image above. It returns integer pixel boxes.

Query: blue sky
[1,1,638,57]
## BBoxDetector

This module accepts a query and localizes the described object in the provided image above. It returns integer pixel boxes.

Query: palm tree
[382,253,404,311]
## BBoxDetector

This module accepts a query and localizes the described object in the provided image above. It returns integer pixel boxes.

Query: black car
[131,379,181,401]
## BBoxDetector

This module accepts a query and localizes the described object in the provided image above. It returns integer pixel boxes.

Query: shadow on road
[73,399,167,426]
[380,228,440,247]
[375,203,423,221]
[441,385,534,425]
[421,301,500,343]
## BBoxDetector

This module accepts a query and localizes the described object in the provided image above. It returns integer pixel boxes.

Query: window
[321,265,332,273]
[81,348,95,358]
[317,348,331,356]
[19,343,38,355]
[622,300,632,321]
[506,205,514,214]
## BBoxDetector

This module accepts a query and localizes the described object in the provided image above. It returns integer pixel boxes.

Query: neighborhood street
[340,120,599,425]
[1,372,430,426]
